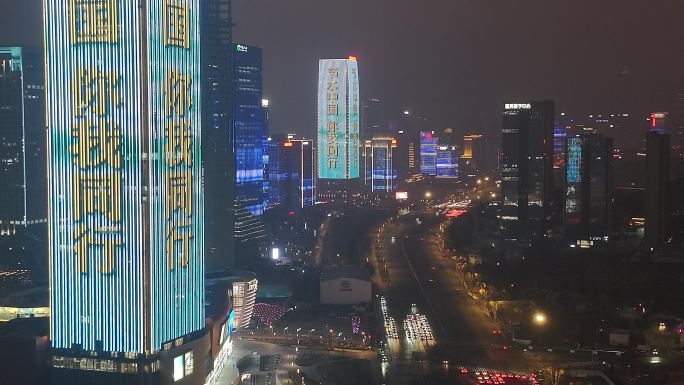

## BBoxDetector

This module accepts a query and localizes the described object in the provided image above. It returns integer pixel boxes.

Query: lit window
[173,355,184,381]
[184,351,193,376]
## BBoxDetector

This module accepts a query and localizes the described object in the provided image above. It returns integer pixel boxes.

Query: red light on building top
[391,139,397,147]
[348,55,357,61]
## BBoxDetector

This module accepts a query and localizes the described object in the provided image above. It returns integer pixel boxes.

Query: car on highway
[428,278,434,282]
[431,266,436,270]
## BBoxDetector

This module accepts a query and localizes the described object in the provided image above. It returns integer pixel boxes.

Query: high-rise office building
[317,57,360,201]
[460,134,482,178]
[201,0,235,271]
[563,135,612,246]
[233,43,266,217]
[436,145,459,179]
[268,134,315,210]
[650,112,668,134]
[408,142,415,170]
[0,46,47,264]
[501,101,555,240]
[45,1,207,383]
[261,99,270,208]
[645,130,670,248]
[361,98,381,141]
[363,137,397,193]
[419,131,438,175]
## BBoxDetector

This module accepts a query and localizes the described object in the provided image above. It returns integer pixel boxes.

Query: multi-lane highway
[378,212,528,361]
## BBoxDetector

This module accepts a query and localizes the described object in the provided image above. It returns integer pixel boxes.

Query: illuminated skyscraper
[419,131,437,175]
[460,134,482,178]
[317,57,360,200]
[501,101,555,240]
[45,1,207,383]
[262,99,270,209]
[233,43,266,217]
[563,135,612,246]
[269,134,315,210]
[0,46,47,265]
[363,137,397,193]
[436,145,459,179]
[650,112,668,134]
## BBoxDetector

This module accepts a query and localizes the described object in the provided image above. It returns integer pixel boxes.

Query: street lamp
[534,312,546,345]
[284,327,289,335]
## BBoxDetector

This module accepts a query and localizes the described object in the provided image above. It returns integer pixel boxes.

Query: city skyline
[1,1,683,143]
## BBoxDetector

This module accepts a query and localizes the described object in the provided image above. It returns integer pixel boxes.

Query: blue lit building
[0,46,47,266]
[563,134,612,247]
[419,131,438,175]
[233,43,266,217]
[269,134,315,210]
[45,1,207,383]
[262,99,270,209]
[363,137,397,193]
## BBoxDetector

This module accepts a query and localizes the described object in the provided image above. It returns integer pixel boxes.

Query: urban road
[371,208,643,385]
[374,212,533,383]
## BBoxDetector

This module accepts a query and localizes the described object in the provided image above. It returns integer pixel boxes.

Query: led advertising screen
[318,58,359,179]
[347,59,360,179]
[318,59,347,179]
[395,191,408,200]
[45,0,203,353]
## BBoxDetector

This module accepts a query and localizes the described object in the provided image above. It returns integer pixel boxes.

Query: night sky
[3,1,684,142]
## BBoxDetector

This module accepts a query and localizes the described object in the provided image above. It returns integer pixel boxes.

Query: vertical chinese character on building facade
[70,0,119,44]
[164,0,190,49]
[70,49,124,273]
[163,36,194,270]
[326,65,339,171]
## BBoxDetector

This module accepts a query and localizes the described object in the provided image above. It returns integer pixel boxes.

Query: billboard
[45,0,203,353]
[318,58,359,179]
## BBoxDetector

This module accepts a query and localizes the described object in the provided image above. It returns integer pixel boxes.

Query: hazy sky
[2,0,684,141]
[233,0,684,139]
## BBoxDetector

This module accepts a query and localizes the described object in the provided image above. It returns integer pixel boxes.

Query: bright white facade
[320,266,371,305]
